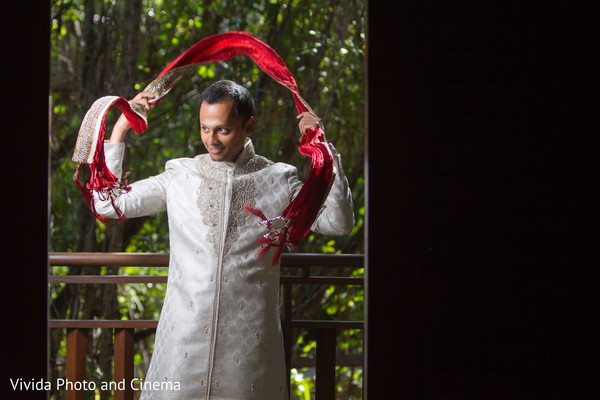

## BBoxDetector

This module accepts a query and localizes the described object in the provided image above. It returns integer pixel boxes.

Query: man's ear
[245,116,255,136]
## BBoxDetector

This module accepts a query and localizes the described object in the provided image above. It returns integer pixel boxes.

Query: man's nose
[208,131,219,144]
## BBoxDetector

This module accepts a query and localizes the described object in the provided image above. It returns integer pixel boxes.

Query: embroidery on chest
[223,174,257,254]
[195,155,270,256]
[196,168,226,254]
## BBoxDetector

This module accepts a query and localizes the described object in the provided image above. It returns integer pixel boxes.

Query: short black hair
[199,80,255,122]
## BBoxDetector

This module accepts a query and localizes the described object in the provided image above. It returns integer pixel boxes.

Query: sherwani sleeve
[288,143,355,236]
[93,142,173,219]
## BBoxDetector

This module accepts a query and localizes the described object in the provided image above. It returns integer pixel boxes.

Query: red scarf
[73,31,334,264]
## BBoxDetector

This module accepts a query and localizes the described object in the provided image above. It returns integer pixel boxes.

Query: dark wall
[367,1,597,399]
[1,4,50,400]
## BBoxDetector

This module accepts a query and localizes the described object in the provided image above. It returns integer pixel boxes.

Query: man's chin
[206,148,225,161]
[209,153,233,162]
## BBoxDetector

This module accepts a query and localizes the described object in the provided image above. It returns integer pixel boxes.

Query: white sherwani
[95,139,354,399]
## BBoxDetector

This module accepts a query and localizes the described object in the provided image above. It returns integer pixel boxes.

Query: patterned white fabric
[95,139,354,399]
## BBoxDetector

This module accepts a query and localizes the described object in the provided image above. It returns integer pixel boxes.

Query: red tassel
[245,204,293,266]
[74,164,112,225]
[257,245,272,261]
[270,227,287,266]
[244,205,268,221]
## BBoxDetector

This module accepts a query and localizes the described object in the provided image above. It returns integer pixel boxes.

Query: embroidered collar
[233,139,256,168]
[197,139,257,173]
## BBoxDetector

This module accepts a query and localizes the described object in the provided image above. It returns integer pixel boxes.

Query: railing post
[316,328,337,399]
[114,328,135,400]
[282,281,293,397]
[66,328,87,400]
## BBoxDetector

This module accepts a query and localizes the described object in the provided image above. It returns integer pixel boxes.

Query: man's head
[199,80,255,123]
[198,80,255,162]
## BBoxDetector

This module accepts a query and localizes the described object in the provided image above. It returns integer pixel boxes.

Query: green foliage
[118,269,167,321]
[291,368,315,400]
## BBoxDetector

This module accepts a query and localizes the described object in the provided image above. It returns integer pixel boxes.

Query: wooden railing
[49,252,364,400]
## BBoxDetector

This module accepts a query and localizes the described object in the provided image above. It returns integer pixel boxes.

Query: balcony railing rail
[49,252,364,400]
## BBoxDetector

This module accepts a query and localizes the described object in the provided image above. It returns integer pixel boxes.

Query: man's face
[199,100,254,162]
